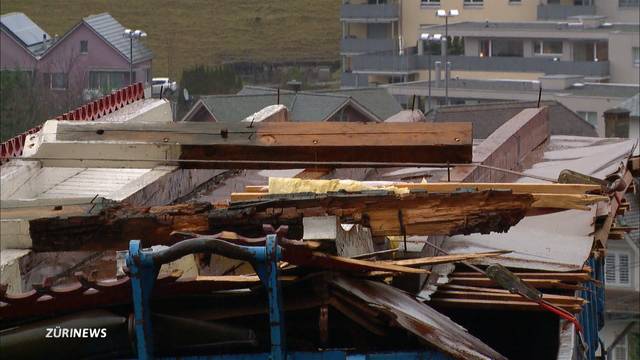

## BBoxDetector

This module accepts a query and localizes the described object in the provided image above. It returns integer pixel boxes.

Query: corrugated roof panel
[0,12,49,46]
[83,13,153,63]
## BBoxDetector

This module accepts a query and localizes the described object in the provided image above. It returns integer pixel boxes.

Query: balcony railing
[341,72,370,88]
[340,3,399,22]
[341,38,396,54]
[537,4,596,20]
[351,53,416,73]
[445,56,609,77]
[351,53,610,77]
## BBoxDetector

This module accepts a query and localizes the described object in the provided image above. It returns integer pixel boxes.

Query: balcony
[351,53,417,73]
[350,53,610,78]
[341,72,370,88]
[341,38,396,54]
[444,56,609,77]
[537,4,596,20]
[340,3,399,22]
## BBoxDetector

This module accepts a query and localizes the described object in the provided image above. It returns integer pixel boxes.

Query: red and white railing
[1,83,145,163]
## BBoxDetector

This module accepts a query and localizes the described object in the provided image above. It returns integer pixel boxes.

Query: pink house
[1,12,152,104]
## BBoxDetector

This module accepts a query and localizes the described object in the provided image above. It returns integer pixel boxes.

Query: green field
[0,0,341,79]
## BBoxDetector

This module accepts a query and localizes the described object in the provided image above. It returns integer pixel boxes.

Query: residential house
[424,100,598,138]
[0,12,152,109]
[182,87,403,123]
[341,1,639,86]
[385,76,639,136]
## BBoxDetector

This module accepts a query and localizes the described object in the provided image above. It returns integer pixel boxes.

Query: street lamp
[420,33,443,112]
[436,8,459,105]
[123,29,147,85]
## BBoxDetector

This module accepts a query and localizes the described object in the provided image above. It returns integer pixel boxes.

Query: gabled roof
[0,12,50,57]
[0,12,49,47]
[426,100,598,138]
[617,93,640,118]
[238,86,403,121]
[184,87,398,123]
[83,13,153,63]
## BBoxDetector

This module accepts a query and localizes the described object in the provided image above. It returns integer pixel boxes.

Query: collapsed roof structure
[0,83,638,360]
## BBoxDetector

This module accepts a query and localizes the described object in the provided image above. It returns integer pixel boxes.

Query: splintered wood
[29,190,538,251]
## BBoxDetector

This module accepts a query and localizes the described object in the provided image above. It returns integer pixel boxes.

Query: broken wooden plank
[380,251,510,267]
[30,121,472,168]
[447,277,584,290]
[281,247,427,275]
[450,272,591,282]
[432,290,586,306]
[230,191,605,210]
[29,190,537,251]
[430,298,582,313]
[244,182,602,195]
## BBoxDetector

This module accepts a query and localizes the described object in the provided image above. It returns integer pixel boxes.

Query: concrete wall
[401,0,540,48]
[596,1,640,22]
[608,31,640,84]
[0,30,37,71]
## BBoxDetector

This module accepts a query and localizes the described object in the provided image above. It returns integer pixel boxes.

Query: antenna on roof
[537,85,542,108]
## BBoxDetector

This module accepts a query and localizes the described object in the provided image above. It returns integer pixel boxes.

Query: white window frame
[464,0,484,5]
[420,0,440,7]
[605,250,631,287]
[534,40,563,56]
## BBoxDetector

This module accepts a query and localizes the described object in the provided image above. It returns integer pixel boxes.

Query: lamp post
[420,33,442,113]
[435,9,459,105]
[123,29,147,85]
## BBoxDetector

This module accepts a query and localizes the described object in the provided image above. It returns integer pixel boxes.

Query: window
[509,0,522,3]
[577,111,597,127]
[51,72,68,90]
[534,40,563,55]
[421,0,440,5]
[89,71,127,92]
[479,39,523,57]
[619,0,639,7]
[605,113,630,138]
[492,39,523,57]
[80,40,88,54]
[633,47,640,66]
[612,334,628,360]
[464,0,483,5]
[605,251,631,286]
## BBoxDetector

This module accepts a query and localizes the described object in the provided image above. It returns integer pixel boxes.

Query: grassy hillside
[0,0,341,80]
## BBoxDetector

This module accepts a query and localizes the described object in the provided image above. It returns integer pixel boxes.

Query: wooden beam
[433,290,586,306]
[447,277,584,290]
[450,272,591,282]
[230,191,606,210]
[430,298,582,313]
[380,251,510,267]
[31,121,472,168]
[29,190,535,251]
[244,182,602,195]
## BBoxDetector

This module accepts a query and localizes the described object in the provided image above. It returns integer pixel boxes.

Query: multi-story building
[341,0,639,87]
